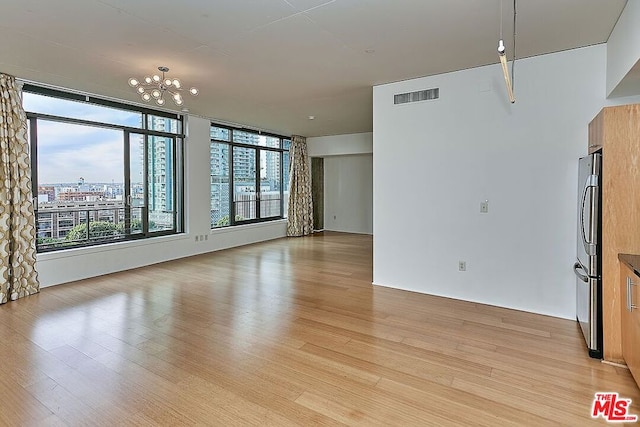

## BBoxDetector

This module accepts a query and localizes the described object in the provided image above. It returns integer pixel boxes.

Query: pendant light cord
[500,0,503,40]
[512,0,516,92]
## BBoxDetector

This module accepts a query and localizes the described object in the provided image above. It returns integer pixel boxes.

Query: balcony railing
[36,205,147,251]
[232,191,289,221]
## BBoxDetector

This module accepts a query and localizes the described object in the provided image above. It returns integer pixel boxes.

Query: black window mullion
[142,133,149,235]
[29,118,40,250]
[280,150,284,217]
[171,136,178,233]
[229,145,236,226]
[255,148,261,220]
[23,83,180,121]
[25,112,183,139]
[177,137,184,233]
[29,118,38,210]
[123,130,132,236]
[177,116,184,233]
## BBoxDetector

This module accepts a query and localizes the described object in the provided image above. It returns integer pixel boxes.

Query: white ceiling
[0,0,628,137]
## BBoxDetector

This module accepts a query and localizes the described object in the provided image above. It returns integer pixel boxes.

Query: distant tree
[37,237,58,246]
[215,215,245,227]
[119,219,140,233]
[66,221,120,241]
[129,219,142,232]
[118,219,156,233]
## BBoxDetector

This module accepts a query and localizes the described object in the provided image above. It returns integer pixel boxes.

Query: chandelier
[128,66,198,107]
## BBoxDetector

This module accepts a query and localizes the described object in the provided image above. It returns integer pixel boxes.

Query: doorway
[311,157,324,231]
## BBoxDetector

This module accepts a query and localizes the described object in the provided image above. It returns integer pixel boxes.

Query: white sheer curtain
[286,135,313,237]
[0,73,39,304]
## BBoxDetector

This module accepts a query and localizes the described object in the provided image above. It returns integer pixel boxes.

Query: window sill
[37,220,288,262]
[37,233,191,261]
[210,219,287,235]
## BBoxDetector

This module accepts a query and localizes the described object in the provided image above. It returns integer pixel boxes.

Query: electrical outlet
[204,235,208,241]
[458,261,466,271]
[195,235,199,242]
[480,200,489,213]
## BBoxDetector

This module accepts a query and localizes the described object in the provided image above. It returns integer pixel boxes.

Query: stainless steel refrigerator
[573,152,602,358]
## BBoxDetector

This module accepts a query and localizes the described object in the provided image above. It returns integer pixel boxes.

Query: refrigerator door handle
[573,262,589,283]
[580,174,598,253]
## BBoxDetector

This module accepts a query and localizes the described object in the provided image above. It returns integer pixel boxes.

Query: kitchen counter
[619,254,640,277]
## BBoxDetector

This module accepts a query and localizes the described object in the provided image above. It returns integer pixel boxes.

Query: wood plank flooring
[1,232,638,425]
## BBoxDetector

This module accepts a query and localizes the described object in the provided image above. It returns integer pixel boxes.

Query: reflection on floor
[1,231,637,425]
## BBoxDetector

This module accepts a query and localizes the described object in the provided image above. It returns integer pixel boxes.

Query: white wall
[307,132,373,234]
[373,44,640,320]
[607,0,640,97]
[37,116,287,287]
[324,154,373,234]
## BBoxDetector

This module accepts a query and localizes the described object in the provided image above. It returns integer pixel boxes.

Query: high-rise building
[147,116,177,229]
[210,142,229,226]
[233,148,256,183]
[231,131,258,182]
[264,151,280,191]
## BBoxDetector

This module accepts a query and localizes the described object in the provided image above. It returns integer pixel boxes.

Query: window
[210,125,289,228]
[24,85,184,252]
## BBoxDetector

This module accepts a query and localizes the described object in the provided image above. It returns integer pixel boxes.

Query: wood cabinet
[595,104,640,363]
[588,109,604,153]
[620,262,640,385]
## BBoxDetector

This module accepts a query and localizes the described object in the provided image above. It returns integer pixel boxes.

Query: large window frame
[210,123,289,228]
[24,84,185,252]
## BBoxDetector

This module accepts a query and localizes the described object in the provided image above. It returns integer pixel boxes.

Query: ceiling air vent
[394,88,439,105]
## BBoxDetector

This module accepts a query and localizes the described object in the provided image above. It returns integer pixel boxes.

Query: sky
[24,93,145,184]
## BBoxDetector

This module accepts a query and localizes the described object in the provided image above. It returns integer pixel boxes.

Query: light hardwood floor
[1,232,638,426]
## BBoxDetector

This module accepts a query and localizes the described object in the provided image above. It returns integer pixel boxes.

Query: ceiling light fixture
[497,0,516,104]
[128,66,198,107]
